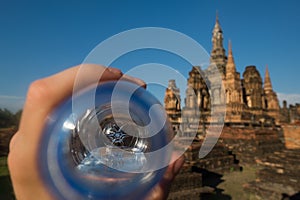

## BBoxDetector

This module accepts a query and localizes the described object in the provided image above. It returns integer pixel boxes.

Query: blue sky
[1,0,300,112]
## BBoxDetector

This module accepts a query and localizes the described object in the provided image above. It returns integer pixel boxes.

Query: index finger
[19,64,122,139]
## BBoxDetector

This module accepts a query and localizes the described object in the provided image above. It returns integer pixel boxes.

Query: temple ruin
[165,14,300,200]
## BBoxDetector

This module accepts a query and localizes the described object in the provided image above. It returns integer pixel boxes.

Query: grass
[0,156,15,200]
[0,156,10,176]
[217,165,261,200]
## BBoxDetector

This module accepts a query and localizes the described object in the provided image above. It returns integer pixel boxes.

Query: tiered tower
[224,41,244,122]
[181,66,210,137]
[209,13,227,76]
[263,65,280,123]
[187,66,210,111]
[242,66,264,112]
[164,80,182,133]
[207,13,227,107]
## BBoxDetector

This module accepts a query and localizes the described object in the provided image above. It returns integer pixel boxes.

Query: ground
[217,165,261,200]
[0,156,15,200]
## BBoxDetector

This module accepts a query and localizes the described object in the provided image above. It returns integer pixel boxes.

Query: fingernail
[107,67,123,76]
[121,75,147,88]
[131,77,146,88]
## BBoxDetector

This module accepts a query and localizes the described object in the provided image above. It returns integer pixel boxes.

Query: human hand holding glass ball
[8,64,185,200]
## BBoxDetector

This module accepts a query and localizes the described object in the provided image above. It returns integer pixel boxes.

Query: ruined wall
[282,124,300,149]
[219,126,285,164]
[167,166,203,200]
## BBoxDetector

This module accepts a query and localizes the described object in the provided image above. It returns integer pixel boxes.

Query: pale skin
[8,64,185,200]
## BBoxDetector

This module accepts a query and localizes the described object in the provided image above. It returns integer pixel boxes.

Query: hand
[145,153,185,200]
[8,64,184,200]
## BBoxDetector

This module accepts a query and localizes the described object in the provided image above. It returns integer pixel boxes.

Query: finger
[19,64,123,139]
[121,74,147,89]
[9,131,20,152]
[145,154,185,200]
[107,67,123,76]
[161,154,185,184]
[158,155,185,199]
[106,67,146,88]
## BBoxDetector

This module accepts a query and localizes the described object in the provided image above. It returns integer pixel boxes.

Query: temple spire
[212,11,222,40]
[227,40,234,64]
[210,12,227,76]
[263,64,280,111]
[226,40,236,75]
[264,64,273,92]
[216,10,219,25]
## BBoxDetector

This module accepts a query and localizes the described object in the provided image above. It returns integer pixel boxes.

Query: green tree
[0,109,22,128]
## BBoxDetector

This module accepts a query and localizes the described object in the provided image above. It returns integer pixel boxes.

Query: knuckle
[26,79,52,104]
[7,150,26,183]
[7,147,18,178]
[9,131,19,152]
